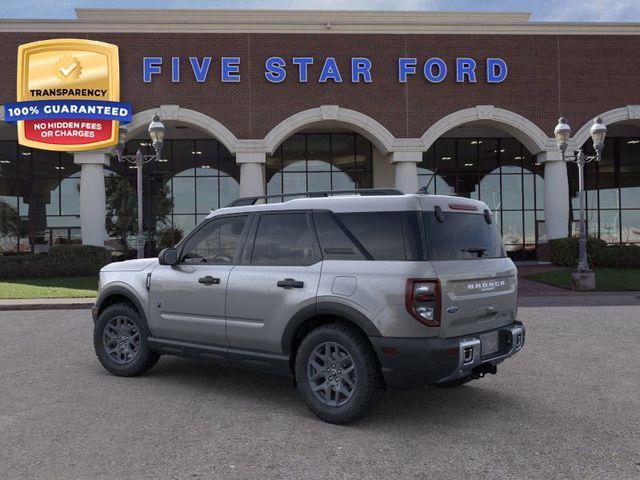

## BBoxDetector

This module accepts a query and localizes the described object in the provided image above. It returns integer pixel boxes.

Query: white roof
[209,193,489,217]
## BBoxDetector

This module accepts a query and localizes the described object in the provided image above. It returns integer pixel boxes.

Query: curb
[0,300,94,311]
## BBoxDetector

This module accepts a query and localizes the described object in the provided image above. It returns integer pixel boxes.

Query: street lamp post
[113,114,166,259]
[553,116,607,288]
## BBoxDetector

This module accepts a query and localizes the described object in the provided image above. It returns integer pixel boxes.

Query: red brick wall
[1,32,638,140]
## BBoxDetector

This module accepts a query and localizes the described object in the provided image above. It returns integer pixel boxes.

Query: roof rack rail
[224,188,404,207]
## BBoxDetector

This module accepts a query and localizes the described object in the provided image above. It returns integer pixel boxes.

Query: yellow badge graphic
[5,38,131,151]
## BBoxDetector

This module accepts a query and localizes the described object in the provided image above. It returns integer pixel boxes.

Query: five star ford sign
[4,39,132,152]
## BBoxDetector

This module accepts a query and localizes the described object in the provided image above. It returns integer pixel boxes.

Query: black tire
[295,323,385,424]
[434,375,473,388]
[94,302,159,377]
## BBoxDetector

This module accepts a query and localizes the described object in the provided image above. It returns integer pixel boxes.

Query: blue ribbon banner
[4,100,132,124]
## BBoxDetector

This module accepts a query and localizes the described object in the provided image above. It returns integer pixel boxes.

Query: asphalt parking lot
[1,306,639,480]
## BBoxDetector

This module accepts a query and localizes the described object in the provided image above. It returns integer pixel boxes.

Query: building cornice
[0,9,638,35]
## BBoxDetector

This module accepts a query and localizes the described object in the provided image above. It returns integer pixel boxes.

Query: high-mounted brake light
[405,279,441,327]
[448,203,478,211]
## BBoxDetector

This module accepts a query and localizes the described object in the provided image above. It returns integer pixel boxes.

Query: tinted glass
[336,212,406,260]
[313,211,365,260]
[181,216,247,264]
[252,213,317,265]
[424,212,505,260]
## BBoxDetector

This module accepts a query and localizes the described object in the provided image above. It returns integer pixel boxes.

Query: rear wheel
[94,302,159,377]
[295,323,385,424]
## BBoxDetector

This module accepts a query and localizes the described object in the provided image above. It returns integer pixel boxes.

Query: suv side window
[250,212,319,266]
[180,215,248,264]
[335,212,410,261]
[313,211,367,260]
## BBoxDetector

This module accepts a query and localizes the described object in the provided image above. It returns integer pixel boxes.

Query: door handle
[198,276,220,285]
[277,278,304,288]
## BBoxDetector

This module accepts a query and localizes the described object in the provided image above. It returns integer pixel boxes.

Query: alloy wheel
[103,316,140,365]
[307,341,357,407]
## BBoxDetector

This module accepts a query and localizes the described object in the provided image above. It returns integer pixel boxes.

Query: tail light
[405,279,441,327]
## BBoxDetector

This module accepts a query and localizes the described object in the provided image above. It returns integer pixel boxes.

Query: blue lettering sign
[351,58,372,83]
[456,58,477,83]
[141,55,508,85]
[292,57,314,82]
[424,58,447,83]
[171,57,180,83]
[221,57,240,83]
[189,57,211,83]
[319,57,342,83]
[398,58,417,83]
[143,57,162,83]
[487,58,508,83]
[265,56,287,83]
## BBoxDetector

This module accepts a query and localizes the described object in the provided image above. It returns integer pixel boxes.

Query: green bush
[550,237,640,268]
[0,245,111,279]
[156,226,184,250]
[593,244,640,268]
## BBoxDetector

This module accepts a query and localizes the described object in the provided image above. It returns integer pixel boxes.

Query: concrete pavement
[1,306,639,479]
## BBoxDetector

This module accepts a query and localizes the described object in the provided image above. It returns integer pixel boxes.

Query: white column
[538,151,569,240]
[391,151,421,193]
[74,151,110,246]
[237,152,266,197]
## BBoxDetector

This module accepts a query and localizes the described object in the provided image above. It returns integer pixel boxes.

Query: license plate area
[480,331,499,358]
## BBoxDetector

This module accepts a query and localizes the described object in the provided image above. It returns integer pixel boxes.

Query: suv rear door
[423,209,518,338]
[225,211,322,354]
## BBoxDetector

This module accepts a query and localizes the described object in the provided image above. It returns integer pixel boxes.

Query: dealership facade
[0,9,639,258]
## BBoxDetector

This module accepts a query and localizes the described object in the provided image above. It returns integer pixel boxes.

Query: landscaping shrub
[156,226,184,250]
[550,237,640,268]
[593,244,640,268]
[0,245,111,279]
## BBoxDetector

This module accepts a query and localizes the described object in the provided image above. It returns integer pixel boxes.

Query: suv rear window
[423,211,505,260]
[334,212,420,261]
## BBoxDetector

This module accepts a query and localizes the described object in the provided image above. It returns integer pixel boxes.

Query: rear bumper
[370,322,525,389]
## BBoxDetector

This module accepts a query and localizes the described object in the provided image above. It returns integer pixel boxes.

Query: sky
[0,0,639,22]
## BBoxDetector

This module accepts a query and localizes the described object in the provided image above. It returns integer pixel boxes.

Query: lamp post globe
[554,117,571,155]
[590,116,607,154]
[148,113,165,158]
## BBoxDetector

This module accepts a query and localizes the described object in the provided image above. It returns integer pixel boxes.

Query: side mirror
[158,248,178,266]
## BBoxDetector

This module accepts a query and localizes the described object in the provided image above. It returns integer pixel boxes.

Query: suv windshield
[423,211,505,260]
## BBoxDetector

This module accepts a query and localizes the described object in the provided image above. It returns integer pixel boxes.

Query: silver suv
[92,189,525,424]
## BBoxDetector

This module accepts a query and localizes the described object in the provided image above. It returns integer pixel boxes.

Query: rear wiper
[461,247,487,258]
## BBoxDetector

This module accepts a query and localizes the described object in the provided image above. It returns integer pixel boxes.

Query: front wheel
[94,302,159,377]
[295,323,385,424]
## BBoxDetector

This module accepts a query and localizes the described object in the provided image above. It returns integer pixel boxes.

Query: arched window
[266,133,373,200]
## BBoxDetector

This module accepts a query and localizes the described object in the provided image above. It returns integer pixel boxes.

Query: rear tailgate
[431,258,517,338]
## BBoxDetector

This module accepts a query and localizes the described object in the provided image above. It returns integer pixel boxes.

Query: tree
[105,176,172,253]
[0,201,20,251]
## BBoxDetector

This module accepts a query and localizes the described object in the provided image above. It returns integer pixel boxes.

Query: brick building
[0,9,639,258]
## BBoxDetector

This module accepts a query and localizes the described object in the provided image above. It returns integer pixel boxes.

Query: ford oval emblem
[447,306,459,314]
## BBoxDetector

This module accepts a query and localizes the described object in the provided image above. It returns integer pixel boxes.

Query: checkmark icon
[59,62,78,77]
[54,55,82,82]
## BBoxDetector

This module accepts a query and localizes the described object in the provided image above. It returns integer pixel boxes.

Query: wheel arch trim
[281,302,381,354]
[95,283,148,326]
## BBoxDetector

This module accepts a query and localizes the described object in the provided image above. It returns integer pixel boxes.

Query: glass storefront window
[570,137,640,244]
[621,175,640,208]
[621,210,640,243]
[501,175,523,210]
[599,210,621,243]
[266,133,373,199]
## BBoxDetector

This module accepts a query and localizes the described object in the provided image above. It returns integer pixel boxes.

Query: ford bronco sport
[92,189,525,424]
